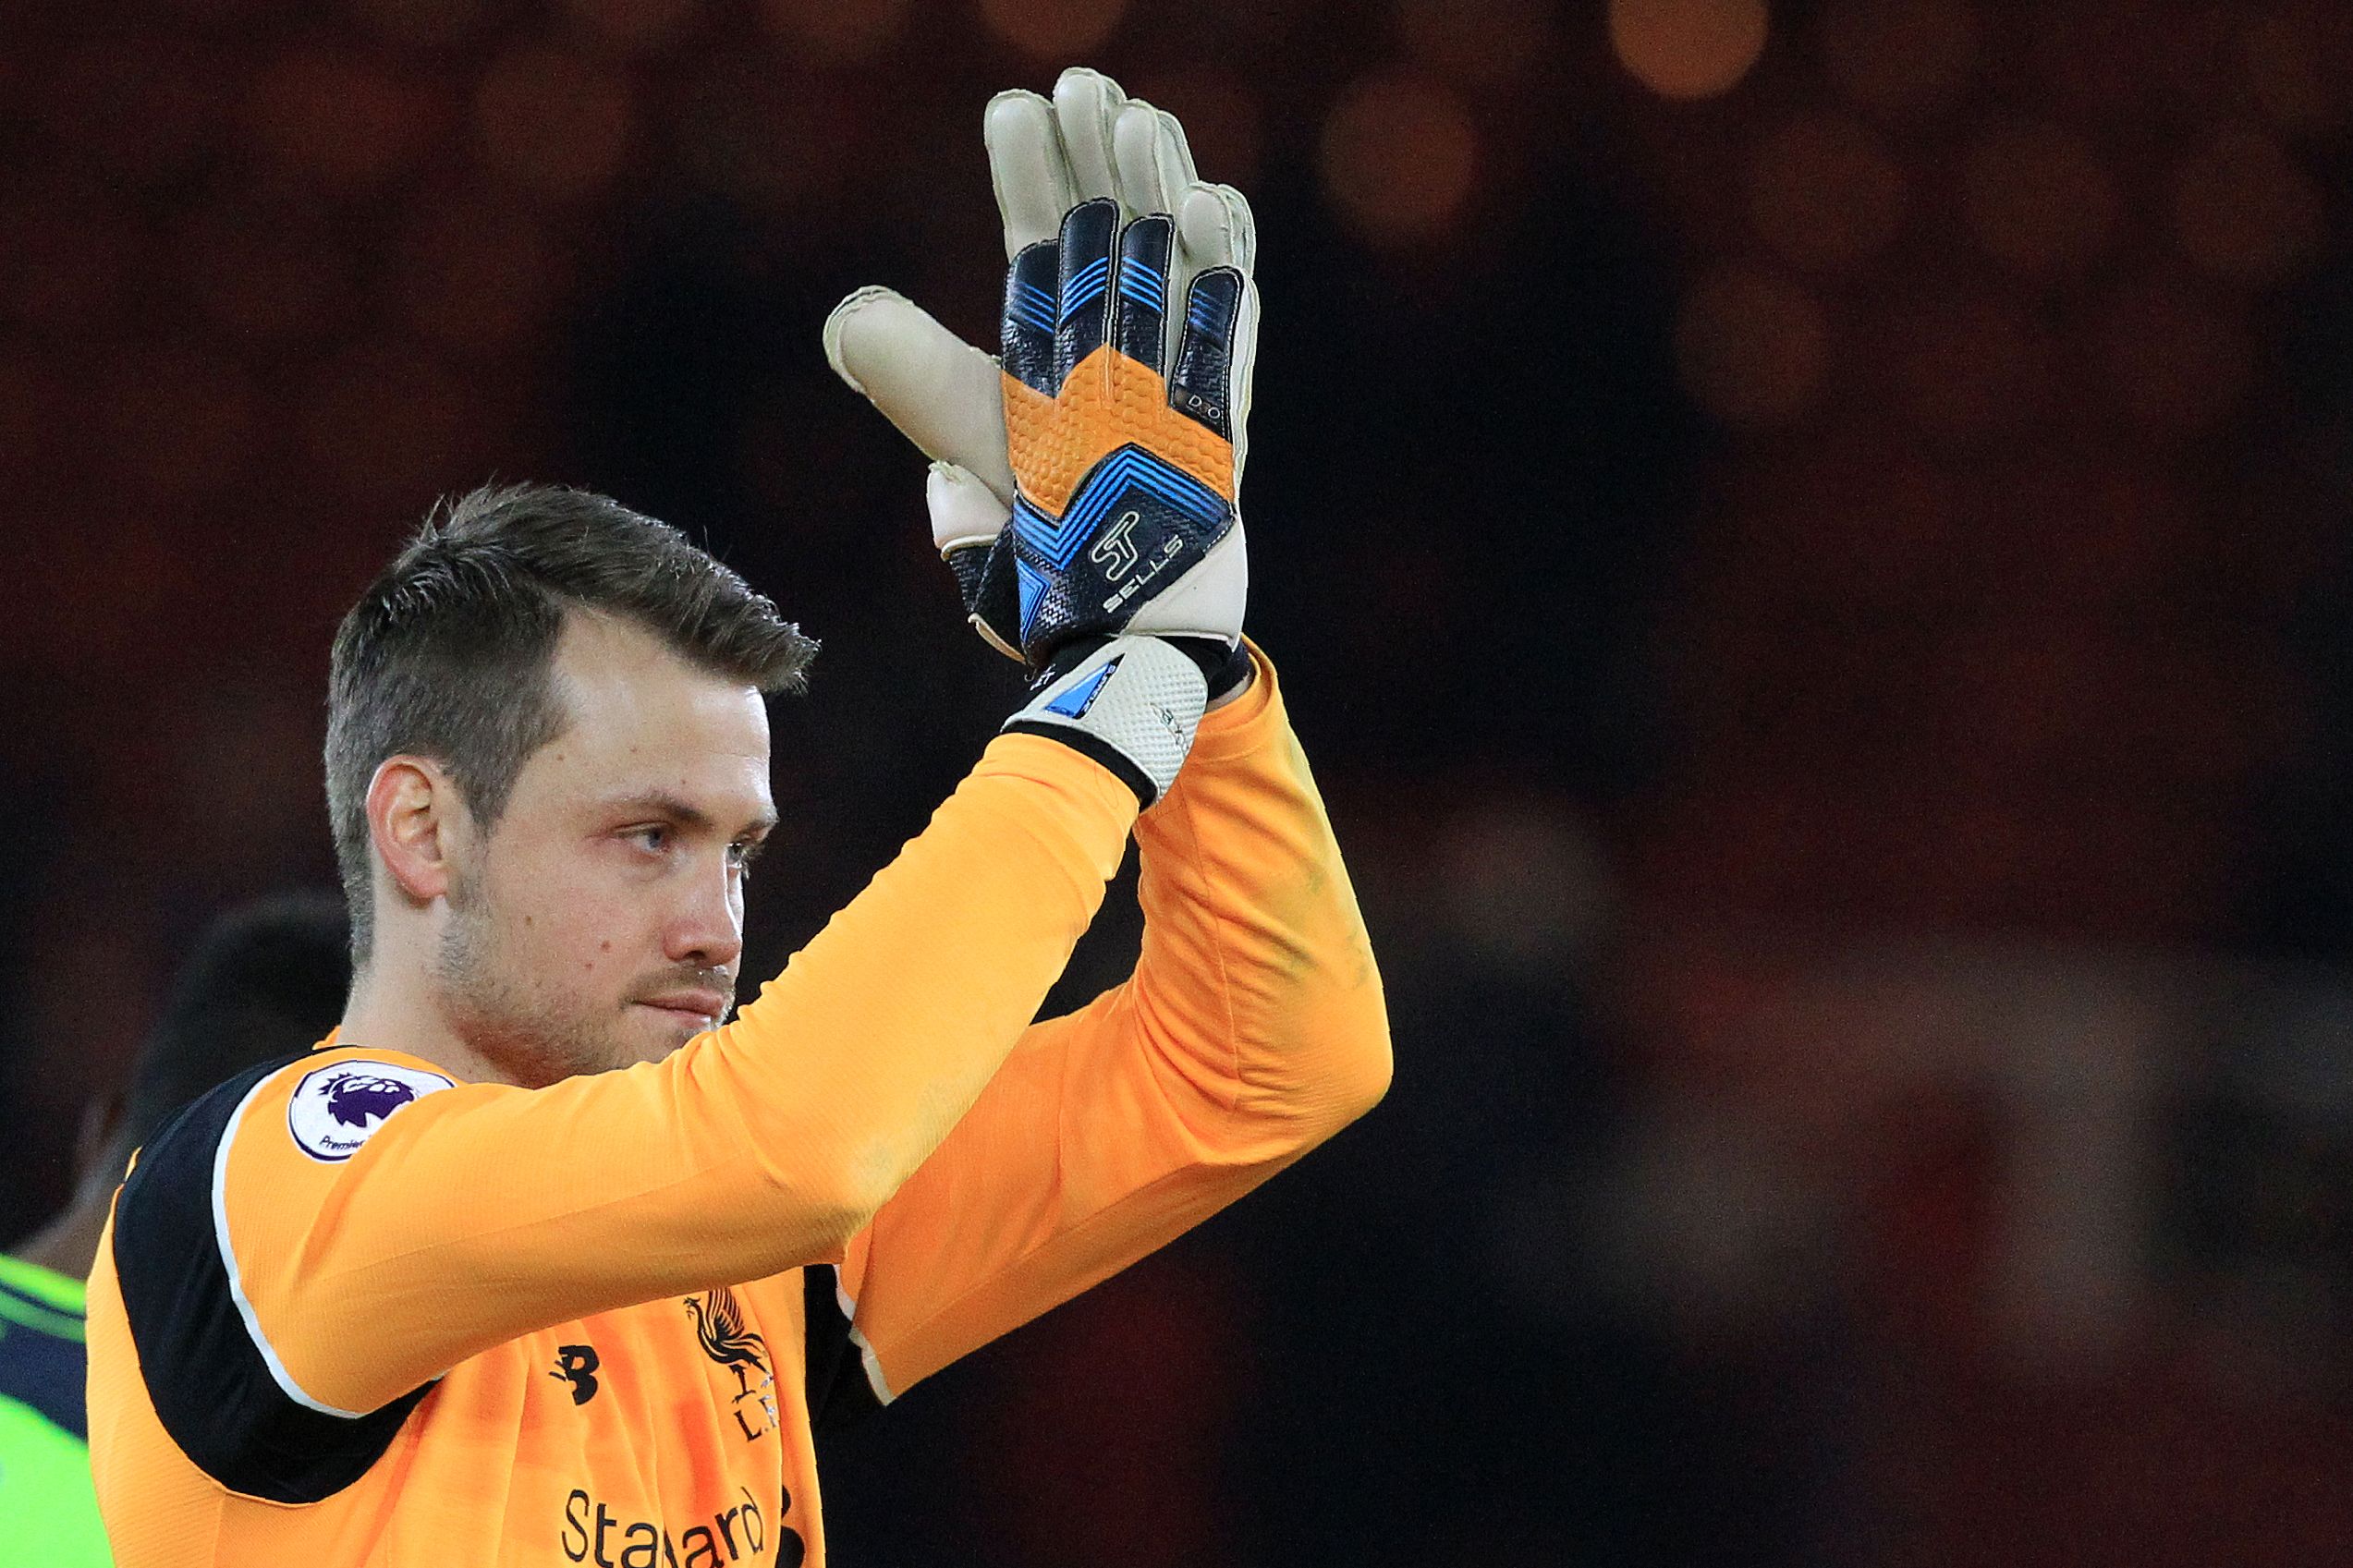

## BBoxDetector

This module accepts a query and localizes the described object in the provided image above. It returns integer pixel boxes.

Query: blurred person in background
[0,893,350,1565]
[82,70,1388,1568]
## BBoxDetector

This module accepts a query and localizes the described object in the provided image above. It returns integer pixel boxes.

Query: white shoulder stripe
[834,1273,896,1406]
[210,1069,367,1421]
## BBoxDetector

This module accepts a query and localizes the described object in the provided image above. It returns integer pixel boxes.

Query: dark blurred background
[6,0,2353,1562]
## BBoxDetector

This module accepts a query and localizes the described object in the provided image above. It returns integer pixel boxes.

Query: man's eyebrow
[605,792,777,837]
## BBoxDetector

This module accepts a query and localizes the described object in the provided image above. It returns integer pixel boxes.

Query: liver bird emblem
[685,1287,769,1376]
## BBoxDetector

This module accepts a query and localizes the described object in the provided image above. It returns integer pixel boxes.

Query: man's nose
[664,855,745,970]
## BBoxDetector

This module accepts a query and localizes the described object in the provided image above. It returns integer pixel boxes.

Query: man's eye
[629,825,670,854]
[726,841,758,874]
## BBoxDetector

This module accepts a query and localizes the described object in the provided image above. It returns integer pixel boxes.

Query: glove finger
[1003,240,1061,397]
[824,286,1018,502]
[1158,107,1201,191]
[1116,105,1201,381]
[1168,266,1243,441]
[1112,101,1174,214]
[985,90,1073,256]
[1052,67,1127,208]
[1224,184,1258,273]
[932,465,1026,662]
[1054,198,1117,384]
[1110,214,1173,376]
[925,460,1012,552]
[1177,180,1256,275]
[1226,276,1261,485]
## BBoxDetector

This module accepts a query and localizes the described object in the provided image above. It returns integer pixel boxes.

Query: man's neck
[10,1193,110,1284]
[339,947,506,1087]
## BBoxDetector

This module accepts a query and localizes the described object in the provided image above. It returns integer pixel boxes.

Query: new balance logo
[1091,511,1142,579]
[551,1343,601,1405]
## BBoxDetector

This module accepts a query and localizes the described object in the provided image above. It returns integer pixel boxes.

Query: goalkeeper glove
[824,67,1259,698]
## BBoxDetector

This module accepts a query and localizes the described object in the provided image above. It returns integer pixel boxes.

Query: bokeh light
[977,0,1128,59]
[1396,0,1556,86]
[473,43,635,201]
[1610,0,1770,101]
[760,0,908,66]
[160,0,288,25]
[1319,75,1480,246]
[1675,262,1828,425]
[2170,126,2322,287]
[1747,114,1907,272]
[2242,5,2353,133]
[1819,0,1977,119]
[2030,1,2238,126]
[559,0,702,55]
[2028,1,2164,119]
[1960,117,2117,277]
[243,45,445,191]
[344,0,491,49]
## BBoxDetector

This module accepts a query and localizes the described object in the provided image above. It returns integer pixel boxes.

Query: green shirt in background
[0,1253,110,1563]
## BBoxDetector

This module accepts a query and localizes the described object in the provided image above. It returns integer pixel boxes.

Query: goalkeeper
[86,67,1389,1567]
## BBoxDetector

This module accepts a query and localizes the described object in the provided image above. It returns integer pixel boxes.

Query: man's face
[433,613,775,1086]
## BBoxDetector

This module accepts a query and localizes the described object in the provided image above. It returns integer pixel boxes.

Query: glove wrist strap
[1001,636,1207,807]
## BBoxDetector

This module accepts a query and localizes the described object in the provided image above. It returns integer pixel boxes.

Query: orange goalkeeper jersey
[86,649,1389,1567]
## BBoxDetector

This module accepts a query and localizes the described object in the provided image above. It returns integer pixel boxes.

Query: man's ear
[366,756,465,906]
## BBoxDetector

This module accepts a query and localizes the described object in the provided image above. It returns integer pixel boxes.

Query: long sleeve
[831,645,1392,1401]
[133,734,1138,1417]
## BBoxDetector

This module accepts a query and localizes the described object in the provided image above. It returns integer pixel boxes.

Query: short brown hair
[325,483,816,959]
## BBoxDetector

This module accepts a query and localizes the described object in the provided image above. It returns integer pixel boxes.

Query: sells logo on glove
[1101,535,1185,615]
[1091,512,1141,579]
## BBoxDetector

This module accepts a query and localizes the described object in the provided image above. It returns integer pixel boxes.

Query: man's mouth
[634,989,731,1028]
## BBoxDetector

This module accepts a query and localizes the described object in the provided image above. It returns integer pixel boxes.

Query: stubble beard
[433,869,631,1089]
